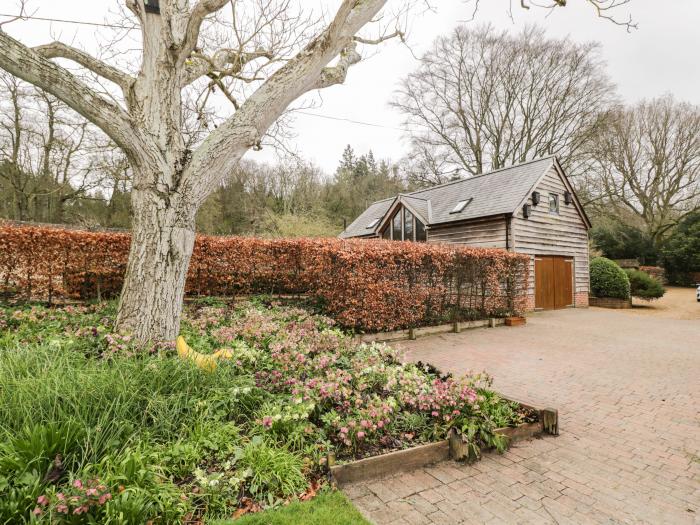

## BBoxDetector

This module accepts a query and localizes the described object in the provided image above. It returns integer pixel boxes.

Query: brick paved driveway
[344,308,700,524]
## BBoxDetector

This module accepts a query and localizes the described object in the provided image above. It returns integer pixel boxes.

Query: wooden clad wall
[427,216,508,249]
[512,165,590,296]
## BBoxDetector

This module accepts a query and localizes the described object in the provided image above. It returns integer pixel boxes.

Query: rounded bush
[625,269,665,300]
[589,257,630,299]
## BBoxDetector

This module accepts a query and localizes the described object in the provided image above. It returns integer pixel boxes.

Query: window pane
[392,210,402,240]
[404,209,414,241]
[549,194,559,214]
[382,226,390,239]
[416,218,426,242]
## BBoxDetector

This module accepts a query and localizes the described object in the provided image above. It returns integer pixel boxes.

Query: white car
[697,284,700,302]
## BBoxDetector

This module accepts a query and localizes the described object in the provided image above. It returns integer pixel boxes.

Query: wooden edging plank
[355,318,506,344]
[330,440,449,486]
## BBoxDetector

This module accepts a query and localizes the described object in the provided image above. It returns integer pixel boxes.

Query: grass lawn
[214,490,370,525]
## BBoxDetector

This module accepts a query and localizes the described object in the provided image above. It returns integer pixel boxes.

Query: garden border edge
[330,396,558,486]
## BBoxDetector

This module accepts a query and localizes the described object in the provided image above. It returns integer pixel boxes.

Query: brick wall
[525,294,536,311]
[588,296,632,309]
[574,292,589,308]
[523,292,589,311]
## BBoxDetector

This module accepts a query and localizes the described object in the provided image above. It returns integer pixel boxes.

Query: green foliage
[625,269,665,300]
[590,223,658,265]
[661,212,700,285]
[0,300,526,523]
[240,438,307,501]
[257,211,339,239]
[214,490,371,525]
[590,257,631,299]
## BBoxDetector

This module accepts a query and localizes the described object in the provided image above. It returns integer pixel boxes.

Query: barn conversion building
[339,156,591,310]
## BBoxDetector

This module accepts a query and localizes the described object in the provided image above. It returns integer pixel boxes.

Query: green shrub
[590,257,630,299]
[625,269,665,300]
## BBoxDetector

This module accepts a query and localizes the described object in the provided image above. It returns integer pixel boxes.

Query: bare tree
[397,143,460,187]
[0,73,104,222]
[586,96,700,247]
[392,25,616,180]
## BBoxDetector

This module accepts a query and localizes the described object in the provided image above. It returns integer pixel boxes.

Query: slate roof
[339,156,556,239]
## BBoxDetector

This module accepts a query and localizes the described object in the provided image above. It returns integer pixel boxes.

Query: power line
[296,111,410,132]
[0,13,132,29]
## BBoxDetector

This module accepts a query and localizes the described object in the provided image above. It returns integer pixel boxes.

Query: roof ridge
[364,156,556,206]
[406,155,556,197]
[401,194,430,202]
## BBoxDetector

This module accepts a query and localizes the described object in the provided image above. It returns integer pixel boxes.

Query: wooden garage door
[535,256,573,310]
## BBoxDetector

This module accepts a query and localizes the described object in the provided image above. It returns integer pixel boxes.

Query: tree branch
[0,30,138,157]
[182,48,273,86]
[184,0,389,204]
[353,30,405,45]
[181,0,231,62]
[313,42,361,90]
[33,42,134,92]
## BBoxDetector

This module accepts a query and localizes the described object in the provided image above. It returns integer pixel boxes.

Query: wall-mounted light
[144,0,160,14]
[564,191,572,205]
[522,204,532,219]
[531,191,540,206]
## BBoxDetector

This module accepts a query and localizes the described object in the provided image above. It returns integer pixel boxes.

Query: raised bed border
[330,395,557,486]
[589,296,632,309]
[355,318,507,344]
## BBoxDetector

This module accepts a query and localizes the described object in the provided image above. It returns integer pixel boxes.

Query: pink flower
[73,479,83,489]
[340,427,349,434]
[56,493,65,501]
[431,411,439,417]
[98,493,112,504]
[86,488,98,496]
[357,431,365,440]
[360,419,370,428]
[56,504,69,514]
[32,507,43,516]
[37,495,49,506]
[262,416,273,428]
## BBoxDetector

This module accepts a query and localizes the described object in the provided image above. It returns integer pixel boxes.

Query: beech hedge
[0,223,530,331]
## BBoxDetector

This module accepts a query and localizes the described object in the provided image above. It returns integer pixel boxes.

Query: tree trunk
[115,187,196,341]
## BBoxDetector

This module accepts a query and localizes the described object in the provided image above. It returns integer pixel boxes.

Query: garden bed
[330,396,556,486]
[0,298,535,523]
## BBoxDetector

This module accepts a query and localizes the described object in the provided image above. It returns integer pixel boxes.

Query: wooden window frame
[549,193,560,215]
[383,205,427,242]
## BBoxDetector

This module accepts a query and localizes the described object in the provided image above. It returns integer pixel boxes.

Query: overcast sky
[3,0,699,174]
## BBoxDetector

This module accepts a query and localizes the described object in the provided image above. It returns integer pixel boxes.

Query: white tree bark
[0,0,388,341]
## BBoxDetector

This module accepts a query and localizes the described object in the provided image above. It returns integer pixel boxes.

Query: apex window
[383,207,426,242]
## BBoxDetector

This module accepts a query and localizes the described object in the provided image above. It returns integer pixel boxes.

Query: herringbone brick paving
[344,307,700,524]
